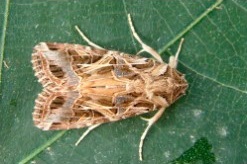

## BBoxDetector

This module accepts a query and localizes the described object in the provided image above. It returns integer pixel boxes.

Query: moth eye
[50,96,66,109]
[49,64,65,78]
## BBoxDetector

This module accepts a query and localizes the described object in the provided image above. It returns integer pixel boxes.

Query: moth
[32,14,188,161]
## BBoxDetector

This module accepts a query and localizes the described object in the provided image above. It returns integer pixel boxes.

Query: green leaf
[1,0,246,163]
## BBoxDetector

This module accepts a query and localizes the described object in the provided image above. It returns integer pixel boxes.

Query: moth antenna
[168,38,185,68]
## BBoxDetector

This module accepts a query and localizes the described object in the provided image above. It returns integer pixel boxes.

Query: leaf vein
[181,61,247,94]
[0,0,10,87]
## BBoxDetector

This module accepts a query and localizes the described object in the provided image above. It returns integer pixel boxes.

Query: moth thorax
[127,79,145,93]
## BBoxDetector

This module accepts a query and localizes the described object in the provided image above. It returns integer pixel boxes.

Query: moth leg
[136,49,145,56]
[127,14,164,63]
[168,38,184,69]
[139,108,165,161]
[75,25,105,50]
[75,123,101,146]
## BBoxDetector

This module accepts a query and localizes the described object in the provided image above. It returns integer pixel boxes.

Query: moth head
[148,67,188,106]
[169,71,188,103]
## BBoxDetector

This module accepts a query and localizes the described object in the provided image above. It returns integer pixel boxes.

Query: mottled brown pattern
[32,42,188,131]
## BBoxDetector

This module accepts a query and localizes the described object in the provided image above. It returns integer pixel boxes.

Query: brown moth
[31,14,188,161]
